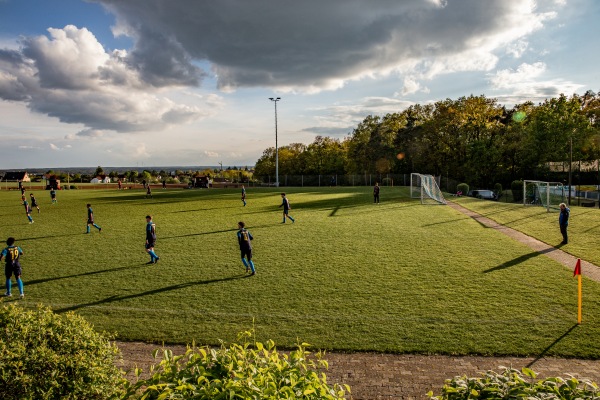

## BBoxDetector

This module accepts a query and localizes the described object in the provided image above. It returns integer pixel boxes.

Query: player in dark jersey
[237,221,255,275]
[145,215,160,264]
[146,185,153,198]
[373,182,380,204]
[1,237,24,298]
[86,204,102,234]
[22,196,33,224]
[50,188,57,204]
[279,193,295,223]
[241,185,247,206]
[29,193,40,213]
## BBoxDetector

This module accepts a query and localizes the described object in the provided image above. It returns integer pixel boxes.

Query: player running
[241,185,247,206]
[22,196,33,224]
[145,215,160,264]
[86,204,102,234]
[29,193,40,213]
[279,193,295,223]
[237,221,255,275]
[1,237,25,298]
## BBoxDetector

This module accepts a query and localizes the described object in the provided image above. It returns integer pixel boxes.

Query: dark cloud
[97,0,548,90]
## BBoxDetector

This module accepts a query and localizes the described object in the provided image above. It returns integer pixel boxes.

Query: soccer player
[86,204,102,234]
[145,215,160,264]
[22,196,33,224]
[241,185,247,206]
[279,193,295,223]
[146,185,153,199]
[1,237,25,298]
[50,188,57,204]
[237,221,255,275]
[29,193,40,213]
[373,182,380,204]
[559,202,570,244]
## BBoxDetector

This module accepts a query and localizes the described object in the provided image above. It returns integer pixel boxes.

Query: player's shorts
[240,248,252,260]
[146,241,155,249]
[5,262,22,279]
[31,201,37,207]
[87,218,94,224]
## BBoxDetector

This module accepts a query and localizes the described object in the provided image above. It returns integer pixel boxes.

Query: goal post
[410,173,447,205]
[523,180,566,212]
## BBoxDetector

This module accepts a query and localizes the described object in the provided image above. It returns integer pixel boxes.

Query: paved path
[118,202,600,399]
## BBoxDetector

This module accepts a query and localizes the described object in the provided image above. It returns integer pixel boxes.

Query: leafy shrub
[493,183,502,195]
[122,331,350,399]
[0,305,125,400]
[428,367,600,399]
[70,185,78,189]
[456,183,469,195]
[511,180,524,202]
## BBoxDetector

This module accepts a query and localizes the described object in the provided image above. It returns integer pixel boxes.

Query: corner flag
[574,258,581,276]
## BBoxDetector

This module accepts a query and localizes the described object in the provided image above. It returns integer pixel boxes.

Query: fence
[254,174,418,187]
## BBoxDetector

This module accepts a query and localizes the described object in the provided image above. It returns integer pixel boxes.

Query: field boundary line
[448,201,600,283]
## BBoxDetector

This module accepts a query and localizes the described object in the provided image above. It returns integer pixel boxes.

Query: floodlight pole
[568,136,572,206]
[269,97,281,187]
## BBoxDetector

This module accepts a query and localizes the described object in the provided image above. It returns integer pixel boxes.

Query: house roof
[2,171,28,181]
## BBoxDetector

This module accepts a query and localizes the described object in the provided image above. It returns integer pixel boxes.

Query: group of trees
[254,91,600,188]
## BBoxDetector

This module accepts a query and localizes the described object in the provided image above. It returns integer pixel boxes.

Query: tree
[95,166,104,177]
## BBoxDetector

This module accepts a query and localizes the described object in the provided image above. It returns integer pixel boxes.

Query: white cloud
[203,150,219,158]
[398,77,430,96]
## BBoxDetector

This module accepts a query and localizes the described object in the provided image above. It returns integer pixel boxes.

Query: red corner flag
[574,258,582,276]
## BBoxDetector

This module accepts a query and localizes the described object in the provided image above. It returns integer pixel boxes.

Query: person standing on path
[373,182,380,204]
[279,193,295,223]
[559,202,570,244]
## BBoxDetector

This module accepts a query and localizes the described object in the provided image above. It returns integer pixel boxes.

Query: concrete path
[118,202,600,399]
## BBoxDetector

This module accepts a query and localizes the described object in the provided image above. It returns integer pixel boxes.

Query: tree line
[254,91,600,188]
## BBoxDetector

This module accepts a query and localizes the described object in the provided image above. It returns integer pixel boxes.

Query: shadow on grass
[526,324,579,368]
[26,264,147,286]
[482,248,560,273]
[161,223,281,239]
[54,274,247,313]
[17,233,83,242]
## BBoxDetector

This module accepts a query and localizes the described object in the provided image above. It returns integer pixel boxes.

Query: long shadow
[18,233,82,242]
[171,206,240,213]
[54,274,247,313]
[526,324,579,367]
[484,251,540,273]
[161,223,281,239]
[423,216,470,227]
[26,264,147,286]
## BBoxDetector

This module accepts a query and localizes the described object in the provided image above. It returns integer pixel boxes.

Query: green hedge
[121,331,349,399]
[428,367,600,399]
[0,305,124,400]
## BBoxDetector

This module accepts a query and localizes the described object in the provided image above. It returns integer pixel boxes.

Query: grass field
[2,186,600,358]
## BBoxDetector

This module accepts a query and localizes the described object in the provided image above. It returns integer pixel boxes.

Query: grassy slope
[1,187,600,357]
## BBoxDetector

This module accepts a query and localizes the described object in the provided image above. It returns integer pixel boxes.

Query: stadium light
[269,97,281,187]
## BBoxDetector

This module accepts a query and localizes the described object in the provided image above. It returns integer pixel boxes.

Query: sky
[0,0,598,169]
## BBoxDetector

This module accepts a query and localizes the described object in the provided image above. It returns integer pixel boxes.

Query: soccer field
[2,186,600,357]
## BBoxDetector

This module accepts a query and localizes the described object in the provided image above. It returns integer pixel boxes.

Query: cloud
[96,0,556,91]
[398,77,430,96]
[0,25,221,134]
[203,150,219,158]
[488,62,584,104]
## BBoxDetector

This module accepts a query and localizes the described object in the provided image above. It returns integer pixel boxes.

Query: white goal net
[523,180,566,212]
[410,173,447,205]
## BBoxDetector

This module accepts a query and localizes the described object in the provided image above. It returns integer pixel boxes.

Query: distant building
[90,175,111,184]
[2,171,30,182]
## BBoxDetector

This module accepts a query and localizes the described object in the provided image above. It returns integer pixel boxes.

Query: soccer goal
[523,180,566,212]
[410,173,447,205]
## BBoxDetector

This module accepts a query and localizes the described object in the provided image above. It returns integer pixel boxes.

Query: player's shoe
[99,228,102,233]
[153,257,160,264]
[19,294,24,299]
[146,261,154,265]
[250,272,256,276]
[3,292,11,297]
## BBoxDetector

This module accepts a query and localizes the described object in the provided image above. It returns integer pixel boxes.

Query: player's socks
[241,258,249,267]
[17,278,23,295]
[94,224,101,231]
[5,279,11,294]
[86,226,90,233]
[149,250,158,260]
[289,216,295,223]
[27,215,32,222]
[249,261,255,274]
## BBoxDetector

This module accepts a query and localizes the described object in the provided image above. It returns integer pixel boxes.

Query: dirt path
[117,202,600,399]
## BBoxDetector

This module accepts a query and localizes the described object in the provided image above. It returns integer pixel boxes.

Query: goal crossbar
[523,180,566,212]
[410,173,447,205]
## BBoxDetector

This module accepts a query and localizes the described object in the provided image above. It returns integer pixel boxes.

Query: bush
[511,180,524,202]
[493,183,502,198]
[456,183,469,195]
[0,305,125,400]
[122,331,349,399]
[428,367,600,399]
[70,185,78,189]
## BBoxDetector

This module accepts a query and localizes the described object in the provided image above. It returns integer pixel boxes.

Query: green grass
[2,186,600,358]
[453,196,600,266]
